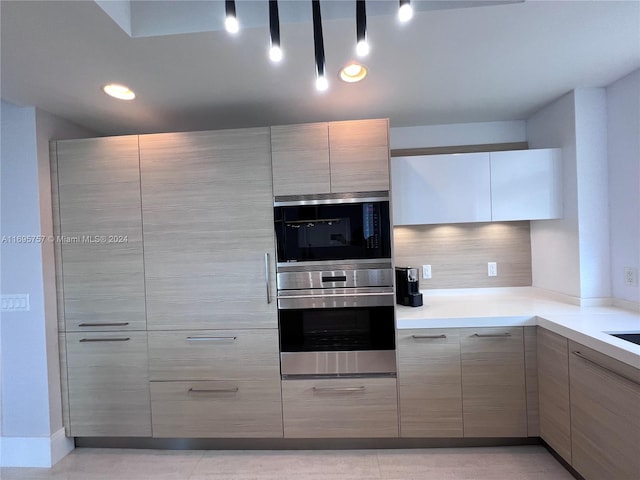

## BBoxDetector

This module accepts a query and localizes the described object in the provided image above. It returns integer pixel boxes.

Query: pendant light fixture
[269,0,283,62]
[225,0,239,33]
[398,0,413,23]
[356,0,369,57]
[312,0,328,91]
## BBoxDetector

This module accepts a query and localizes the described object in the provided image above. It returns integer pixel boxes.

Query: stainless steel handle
[412,334,447,339]
[278,292,395,299]
[186,336,237,341]
[265,252,271,304]
[78,322,129,327]
[472,333,512,338]
[572,351,640,387]
[312,386,366,392]
[188,387,239,393]
[79,337,130,342]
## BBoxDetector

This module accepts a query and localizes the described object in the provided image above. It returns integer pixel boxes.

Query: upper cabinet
[271,118,390,196]
[391,148,562,225]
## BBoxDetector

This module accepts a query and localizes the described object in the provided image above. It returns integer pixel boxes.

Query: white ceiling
[2,0,639,136]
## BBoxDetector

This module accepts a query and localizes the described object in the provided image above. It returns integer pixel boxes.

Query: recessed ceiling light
[339,63,368,83]
[399,0,414,22]
[102,84,136,100]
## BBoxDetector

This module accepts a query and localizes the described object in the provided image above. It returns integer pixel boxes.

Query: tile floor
[1,445,575,480]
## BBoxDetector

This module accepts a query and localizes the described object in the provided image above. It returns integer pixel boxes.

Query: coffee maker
[395,267,423,307]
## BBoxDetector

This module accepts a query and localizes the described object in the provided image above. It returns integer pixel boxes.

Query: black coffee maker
[395,267,423,307]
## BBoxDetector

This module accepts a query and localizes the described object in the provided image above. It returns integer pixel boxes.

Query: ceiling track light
[398,0,413,23]
[269,0,282,62]
[225,0,239,34]
[312,0,328,91]
[356,0,369,57]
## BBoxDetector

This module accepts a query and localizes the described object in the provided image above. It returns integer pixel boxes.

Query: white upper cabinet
[391,148,563,225]
[391,153,492,225]
[490,149,562,221]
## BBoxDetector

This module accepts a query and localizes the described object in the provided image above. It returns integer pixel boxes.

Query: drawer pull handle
[79,337,130,343]
[312,386,366,393]
[265,252,272,304]
[412,334,447,339]
[572,351,640,387]
[78,322,130,327]
[186,336,237,342]
[472,333,512,338]
[188,387,239,393]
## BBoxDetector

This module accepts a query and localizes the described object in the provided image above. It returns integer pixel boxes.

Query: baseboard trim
[1,428,74,467]
[541,440,585,480]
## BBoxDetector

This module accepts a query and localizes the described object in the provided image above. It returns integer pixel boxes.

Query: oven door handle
[278,292,395,299]
[312,386,366,393]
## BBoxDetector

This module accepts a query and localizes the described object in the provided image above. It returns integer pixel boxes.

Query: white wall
[607,69,640,304]
[0,101,96,467]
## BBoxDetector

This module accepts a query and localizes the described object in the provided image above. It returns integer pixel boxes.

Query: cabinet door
[460,327,527,437]
[490,148,562,221]
[66,331,151,437]
[391,153,491,225]
[569,341,640,480]
[56,136,146,331]
[271,123,330,196]
[328,119,390,193]
[282,378,398,438]
[397,329,463,437]
[139,128,277,330]
[537,327,571,463]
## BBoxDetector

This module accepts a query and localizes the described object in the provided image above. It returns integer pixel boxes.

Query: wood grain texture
[148,329,280,381]
[523,326,539,436]
[56,136,146,331]
[149,380,283,438]
[460,327,527,438]
[393,222,532,289]
[397,329,463,437]
[139,128,277,330]
[537,327,572,463]
[328,119,390,193]
[50,142,66,333]
[271,123,330,196]
[282,378,399,438]
[66,331,151,437]
[569,341,640,480]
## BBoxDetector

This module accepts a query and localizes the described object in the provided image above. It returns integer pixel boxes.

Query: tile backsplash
[393,222,532,289]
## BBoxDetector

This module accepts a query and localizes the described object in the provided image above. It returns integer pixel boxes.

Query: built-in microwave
[273,192,391,266]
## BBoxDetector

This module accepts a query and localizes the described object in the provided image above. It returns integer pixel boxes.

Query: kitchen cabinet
[569,341,640,480]
[65,331,151,437]
[391,148,562,225]
[460,327,527,437]
[523,326,539,436]
[282,378,398,438]
[139,128,277,330]
[537,327,572,463]
[397,329,463,437]
[271,118,389,196]
[55,136,146,331]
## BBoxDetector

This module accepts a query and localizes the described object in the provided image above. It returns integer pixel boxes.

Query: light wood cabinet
[55,136,146,331]
[271,119,389,196]
[397,329,463,437]
[523,326,539,436]
[282,378,398,438]
[569,341,640,480]
[65,331,151,437]
[139,128,277,330]
[537,327,571,463]
[460,327,527,437]
[150,380,283,438]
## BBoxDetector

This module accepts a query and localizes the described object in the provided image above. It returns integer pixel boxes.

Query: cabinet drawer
[282,378,398,438]
[148,329,280,381]
[150,380,283,438]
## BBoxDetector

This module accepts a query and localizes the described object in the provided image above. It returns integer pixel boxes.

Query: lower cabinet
[65,331,151,437]
[282,378,398,438]
[569,341,640,480]
[397,329,463,437]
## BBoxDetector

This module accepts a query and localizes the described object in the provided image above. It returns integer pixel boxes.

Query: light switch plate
[423,264,432,279]
[1,294,30,312]
[488,262,498,277]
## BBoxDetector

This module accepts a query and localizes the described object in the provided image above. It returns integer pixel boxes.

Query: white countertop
[395,287,640,368]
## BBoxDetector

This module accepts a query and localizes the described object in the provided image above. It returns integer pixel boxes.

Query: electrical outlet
[1,294,30,312]
[624,267,637,286]
[423,264,432,279]
[488,262,498,277]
